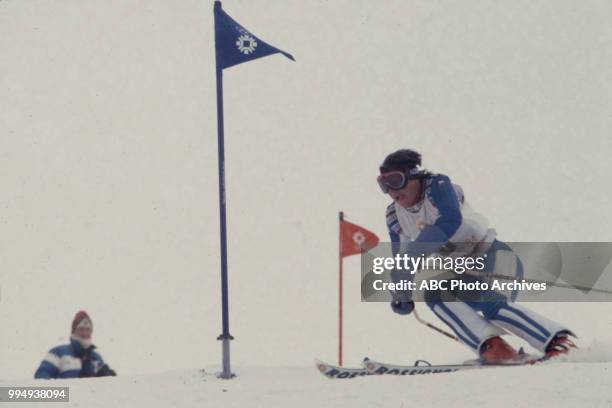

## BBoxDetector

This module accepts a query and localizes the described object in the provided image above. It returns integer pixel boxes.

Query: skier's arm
[390,257,415,314]
[389,175,462,267]
[386,205,415,314]
[386,175,461,315]
[410,175,462,255]
[34,351,60,379]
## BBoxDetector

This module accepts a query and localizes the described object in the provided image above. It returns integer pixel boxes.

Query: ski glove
[96,364,117,377]
[391,300,414,315]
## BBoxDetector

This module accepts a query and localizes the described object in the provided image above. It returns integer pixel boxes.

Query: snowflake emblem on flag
[352,231,366,247]
[236,34,258,55]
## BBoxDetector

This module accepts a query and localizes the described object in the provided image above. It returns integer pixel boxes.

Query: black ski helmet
[379,149,422,174]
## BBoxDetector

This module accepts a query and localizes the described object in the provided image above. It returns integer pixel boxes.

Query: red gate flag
[340,220,379,258]
[337,214,379,366]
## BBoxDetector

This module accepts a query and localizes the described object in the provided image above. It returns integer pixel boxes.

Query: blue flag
[214,1,294,71]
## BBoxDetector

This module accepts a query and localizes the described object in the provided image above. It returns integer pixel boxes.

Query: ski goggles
[377,169,420,193]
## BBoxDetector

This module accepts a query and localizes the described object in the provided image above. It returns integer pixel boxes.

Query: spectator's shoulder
[39,344,71,371]
[48,344,72,357]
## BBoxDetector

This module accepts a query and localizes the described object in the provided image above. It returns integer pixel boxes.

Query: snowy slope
[2,358,612,408]
[3,343,612,407]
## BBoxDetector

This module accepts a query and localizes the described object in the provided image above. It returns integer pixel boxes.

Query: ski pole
[413,307,461,343]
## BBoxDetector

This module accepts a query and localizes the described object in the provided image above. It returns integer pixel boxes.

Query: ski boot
[479,336,520,364]
[544,331,577,360]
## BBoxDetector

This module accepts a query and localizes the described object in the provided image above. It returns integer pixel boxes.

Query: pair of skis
[316,355,541,379]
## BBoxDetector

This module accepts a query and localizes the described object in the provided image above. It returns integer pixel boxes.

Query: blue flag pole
[213,1,234,380]
[213,0,294,380]
[214,62,234,379]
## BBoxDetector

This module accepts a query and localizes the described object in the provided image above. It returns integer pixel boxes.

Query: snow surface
[3,352,612,408]
[2,0,612,406]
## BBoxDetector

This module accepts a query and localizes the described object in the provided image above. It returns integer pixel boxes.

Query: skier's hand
[391,300,414,315]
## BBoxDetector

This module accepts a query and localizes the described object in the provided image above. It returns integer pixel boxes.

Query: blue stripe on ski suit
[494,304,551,341]
[432,303,480,349]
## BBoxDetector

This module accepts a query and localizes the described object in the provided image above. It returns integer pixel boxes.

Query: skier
[378,149,576,363]
[34,311,116,378]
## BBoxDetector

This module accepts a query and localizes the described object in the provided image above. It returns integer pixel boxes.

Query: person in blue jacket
[377,149,576,363]
[34,311,116,379]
